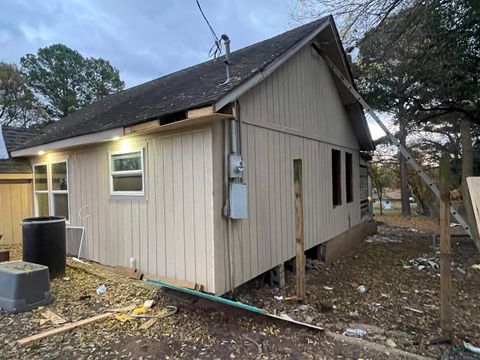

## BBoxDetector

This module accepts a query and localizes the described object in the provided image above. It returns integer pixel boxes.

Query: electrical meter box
[229,183,248,219]
[229,154,245,179]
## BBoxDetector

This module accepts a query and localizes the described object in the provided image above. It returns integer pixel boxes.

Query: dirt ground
[237,215,480,359]
[0,215,479,359]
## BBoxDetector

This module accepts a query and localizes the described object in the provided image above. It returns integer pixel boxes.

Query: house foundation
[319,221,377,263]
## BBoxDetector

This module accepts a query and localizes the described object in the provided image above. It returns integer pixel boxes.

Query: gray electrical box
[229,154,245,179]
[229,182,248,219]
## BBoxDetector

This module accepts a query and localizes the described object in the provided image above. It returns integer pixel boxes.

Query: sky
[0,0,386,139]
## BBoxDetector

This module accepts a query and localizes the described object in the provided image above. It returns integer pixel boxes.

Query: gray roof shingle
[15,17,330,150]
[1,126,41,173]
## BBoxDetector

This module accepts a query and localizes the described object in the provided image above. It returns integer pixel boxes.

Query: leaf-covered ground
[236,216,480,359]
[1,216,479,359]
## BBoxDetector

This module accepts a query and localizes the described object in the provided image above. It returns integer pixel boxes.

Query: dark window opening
[332,149,342,206]
[346,152,353,203]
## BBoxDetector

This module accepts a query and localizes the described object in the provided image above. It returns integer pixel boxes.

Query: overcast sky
[1,0,386,139]
[1,0,300,87]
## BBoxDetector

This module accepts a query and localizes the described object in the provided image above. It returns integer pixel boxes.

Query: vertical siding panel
[241,123,251,281]
[247,125,258,276]
[193,132,206,286]
[268,131,275,266]
[173,136,185,280]
[155,137,167,277]
[274,132,282,264]
[147,139,157,276]
[203,129,215,291]
[182,133,196,282]
[98,151,107,264]
[139,198,148,272]
[163,138,175,278]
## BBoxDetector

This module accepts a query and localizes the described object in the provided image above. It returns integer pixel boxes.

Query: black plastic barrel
[22,216,66,279]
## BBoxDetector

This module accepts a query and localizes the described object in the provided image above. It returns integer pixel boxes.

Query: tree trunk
[399,118,411,216]
[460,119,477,240]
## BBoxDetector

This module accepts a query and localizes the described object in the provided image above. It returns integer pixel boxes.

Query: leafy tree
[370,161,396,215]
[0,62,47,127]
[20,44,124,119]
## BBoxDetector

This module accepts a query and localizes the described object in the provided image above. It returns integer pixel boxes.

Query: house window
[34,164,49,216]
[33,161,69,219]
[332,149,342,206]
[345,152,353,203]
[51,162,69,219]
[109,150,144,195]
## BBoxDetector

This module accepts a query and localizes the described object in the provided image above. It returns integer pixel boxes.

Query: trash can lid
[22,216,66,224]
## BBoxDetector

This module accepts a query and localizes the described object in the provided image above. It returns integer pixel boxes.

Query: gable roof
[0,126,41,173]
[14,16,373,153]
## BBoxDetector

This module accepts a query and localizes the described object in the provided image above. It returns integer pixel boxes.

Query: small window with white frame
[51,161,69,219]
[33,164,49,216]
[33,160,69,219]
[109,149,144,195]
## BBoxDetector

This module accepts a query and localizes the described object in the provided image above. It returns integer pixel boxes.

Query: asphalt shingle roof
[16,17,330,150]
[1,126,41,173]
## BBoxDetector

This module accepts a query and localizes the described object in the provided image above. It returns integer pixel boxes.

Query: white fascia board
[11,127,125,157]
[214,19,332,111]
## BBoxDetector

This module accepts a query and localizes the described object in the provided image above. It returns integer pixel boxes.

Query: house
[0,126,40,246]
[373,187,414,211]
[11,16,375,295]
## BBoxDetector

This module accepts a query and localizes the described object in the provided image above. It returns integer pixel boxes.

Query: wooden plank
[0,173,32,180]
[187,106,214,118]
[466,177,480,252]
[439,155,452,339]
[114,265,143,280]
[294,159,305,300]
[124,120,160,134]
[17,313,113,346]
[144,275,202,291]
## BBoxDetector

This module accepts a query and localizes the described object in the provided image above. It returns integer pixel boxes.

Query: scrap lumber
[114,265,143,280]
[466,177,480,252]
[294,159,305,300]
[147,278,324,332]
[17,313,112,346]
[144,276,202,291]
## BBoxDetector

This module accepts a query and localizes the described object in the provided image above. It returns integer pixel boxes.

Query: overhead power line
[195,0,222,58]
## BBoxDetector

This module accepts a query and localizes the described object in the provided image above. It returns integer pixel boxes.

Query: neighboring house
[373,188,414,210]
[12,16,375,294]
[0,126,40,246]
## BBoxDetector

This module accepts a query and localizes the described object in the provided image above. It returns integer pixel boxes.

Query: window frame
[33,159,70,221]
[345,152,353,203]
[331,149,342,207]
[33,163,49,217]
[108,148,145,196]
[51,160,70,220]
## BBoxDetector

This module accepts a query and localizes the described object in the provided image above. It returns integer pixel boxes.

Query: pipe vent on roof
[221,34,232,84]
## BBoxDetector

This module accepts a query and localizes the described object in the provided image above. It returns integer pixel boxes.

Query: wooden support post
[439,155,452,340]
[272,263,285,288]
[294,159,305,300]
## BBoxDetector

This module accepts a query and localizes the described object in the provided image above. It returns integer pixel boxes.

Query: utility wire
[195,0,222,58]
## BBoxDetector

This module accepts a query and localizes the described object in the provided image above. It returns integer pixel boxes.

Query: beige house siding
[213,44,362,293]
[33,127,216,293]
[0,180,33,246]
